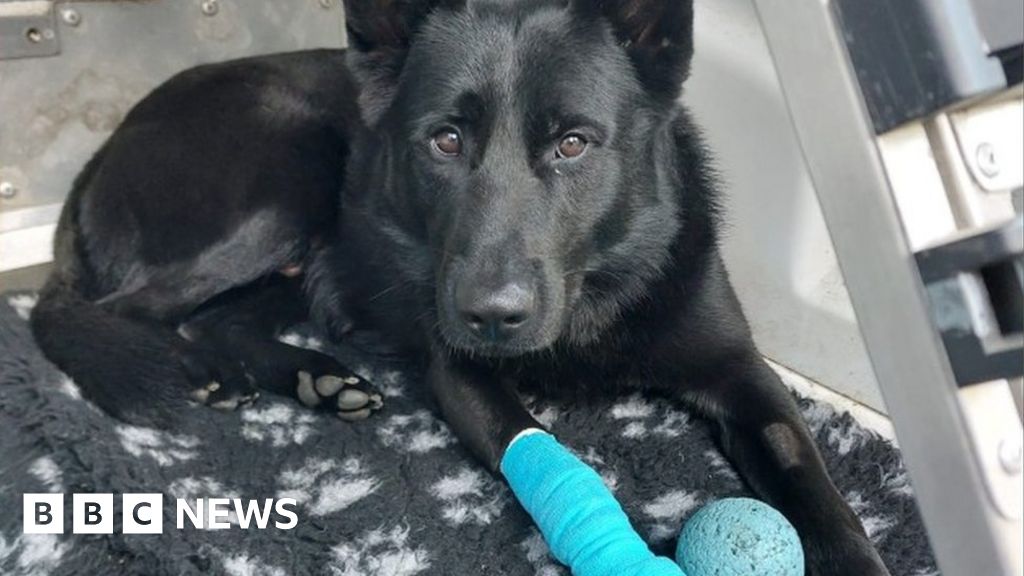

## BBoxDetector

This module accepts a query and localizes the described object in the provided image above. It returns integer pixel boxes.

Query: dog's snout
[456,282,536,342]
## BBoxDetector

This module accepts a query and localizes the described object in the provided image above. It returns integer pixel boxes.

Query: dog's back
[31,49,362,422]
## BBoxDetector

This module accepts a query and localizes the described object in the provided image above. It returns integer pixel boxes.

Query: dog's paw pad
[297,371,321,407]
[336,388,369,411]
[190,381,218,403]
[337,391,382,421]
[193,381,259,411]
[314,375,347,397]
[295,370,383,419]
[338,407,373,421]
[210,391,259,411]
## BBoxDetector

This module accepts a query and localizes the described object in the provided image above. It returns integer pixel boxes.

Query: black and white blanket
[0,294,938,576]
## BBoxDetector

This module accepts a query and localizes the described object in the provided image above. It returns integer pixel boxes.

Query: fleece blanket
[0,293,939,576]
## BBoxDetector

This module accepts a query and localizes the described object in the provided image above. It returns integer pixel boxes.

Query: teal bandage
[500,430,684,576]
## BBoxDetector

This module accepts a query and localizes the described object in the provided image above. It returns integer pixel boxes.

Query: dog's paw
[295,370,382,421]
[190,380,260,411]
[179,348,259,411]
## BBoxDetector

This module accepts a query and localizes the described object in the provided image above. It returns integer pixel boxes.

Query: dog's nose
[457,283,536,341]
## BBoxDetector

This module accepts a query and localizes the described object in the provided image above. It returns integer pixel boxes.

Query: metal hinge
[0,1,59,60]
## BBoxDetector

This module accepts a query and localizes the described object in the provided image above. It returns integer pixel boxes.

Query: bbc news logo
[24,494,298,534]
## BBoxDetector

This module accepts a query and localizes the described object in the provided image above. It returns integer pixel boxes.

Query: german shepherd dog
[31,0,890,573]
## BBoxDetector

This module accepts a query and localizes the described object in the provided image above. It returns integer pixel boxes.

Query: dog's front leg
[427,352,540,472]
[429,352,682,576]
[668,354,889,576]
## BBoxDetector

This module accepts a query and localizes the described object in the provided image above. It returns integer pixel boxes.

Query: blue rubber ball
[675,497,804,576]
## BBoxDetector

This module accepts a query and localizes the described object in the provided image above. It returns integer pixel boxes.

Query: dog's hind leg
[96,212,309,325]
[29,195,271,424]
[181,277,383,421]
[31,275,259,424]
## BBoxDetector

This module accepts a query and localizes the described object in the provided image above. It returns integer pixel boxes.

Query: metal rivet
[60,8,81,27]
[201,0,219,16]
[998,436,1023,475]
[319,0,333,7]
[0,181,17,199]
[25,27,43,43]
[976,142,1000,178]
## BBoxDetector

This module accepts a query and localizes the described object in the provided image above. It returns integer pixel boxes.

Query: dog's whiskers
[366,279,414,303]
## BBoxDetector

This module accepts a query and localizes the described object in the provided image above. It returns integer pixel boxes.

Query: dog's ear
[574,0,694,102]
[343,0,461,124]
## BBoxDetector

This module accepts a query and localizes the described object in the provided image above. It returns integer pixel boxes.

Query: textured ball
[675,498,804,576]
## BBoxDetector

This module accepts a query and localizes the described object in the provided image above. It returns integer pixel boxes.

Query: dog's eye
[556,134,587,159]
[431,128,462,156]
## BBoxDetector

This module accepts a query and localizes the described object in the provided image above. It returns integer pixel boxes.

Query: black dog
[31,0,890,573]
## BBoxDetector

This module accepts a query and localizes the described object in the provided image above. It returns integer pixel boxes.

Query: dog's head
[345,0,694,357]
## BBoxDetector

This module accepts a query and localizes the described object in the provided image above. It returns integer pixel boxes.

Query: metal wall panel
[0,0,346,273]
[685,0,886,411]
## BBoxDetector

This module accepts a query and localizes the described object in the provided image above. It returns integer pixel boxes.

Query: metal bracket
[0,1,59,61]
[831,0,1011,134]
[949,90,1024,194]
[917,218,1024,386]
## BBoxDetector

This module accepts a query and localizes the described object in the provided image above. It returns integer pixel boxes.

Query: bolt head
[976,142,1000,178]
[201,0,219,16]
[61,8,81,26]
[998,436,1023,475]
[0,181,17,199]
